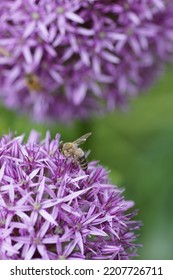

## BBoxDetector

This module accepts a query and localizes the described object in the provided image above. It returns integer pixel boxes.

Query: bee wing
[73,132,92,145]
[85,149,91,158]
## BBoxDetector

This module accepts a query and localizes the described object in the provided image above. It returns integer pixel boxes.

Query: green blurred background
[1,65,173,260]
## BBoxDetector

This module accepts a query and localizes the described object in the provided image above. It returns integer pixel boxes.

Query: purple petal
[23,22,36,38]
[25,244,36,260]
[39,209,57,225]
[66,12,84,24]
[23,46,33,64]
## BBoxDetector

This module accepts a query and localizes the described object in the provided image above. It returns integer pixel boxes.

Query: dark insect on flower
[0,1,173,122]
[59,132,92,171]
[25,73,43,92]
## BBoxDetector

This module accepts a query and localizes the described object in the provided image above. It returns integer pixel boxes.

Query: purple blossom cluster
[1,0,172,122]
[0,131,140,260]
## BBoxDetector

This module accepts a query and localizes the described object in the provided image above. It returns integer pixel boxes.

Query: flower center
[34,202,41,210]
[99,32,105,39]
[127,27,134,36]
[54,225,64,235]
[32,12,40,20]
[33,237,41,244]
[58,255,66,260]
[57,7,64,14]
[75,222,82,231]
[124,3,129,10]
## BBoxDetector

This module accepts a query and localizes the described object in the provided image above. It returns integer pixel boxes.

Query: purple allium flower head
[0,130,141,260]
[1,0,172,122]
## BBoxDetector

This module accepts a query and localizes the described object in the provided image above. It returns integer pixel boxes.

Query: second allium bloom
[1,0,172,122]
[0,131,141,260]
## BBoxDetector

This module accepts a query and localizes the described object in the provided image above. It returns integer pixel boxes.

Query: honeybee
[59,132,92,171]
[24,73,43,92]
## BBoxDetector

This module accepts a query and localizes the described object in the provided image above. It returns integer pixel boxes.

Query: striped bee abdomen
[78,156,88,171]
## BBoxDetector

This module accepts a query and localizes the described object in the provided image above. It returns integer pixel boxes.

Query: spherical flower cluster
[1,1,172,122]
[0,131,140,260]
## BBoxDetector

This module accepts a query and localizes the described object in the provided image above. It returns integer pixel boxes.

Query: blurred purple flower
[0,130,141,260]
[1,0,172,122]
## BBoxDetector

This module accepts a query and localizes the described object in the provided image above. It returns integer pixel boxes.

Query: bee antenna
[59,141,63,152]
